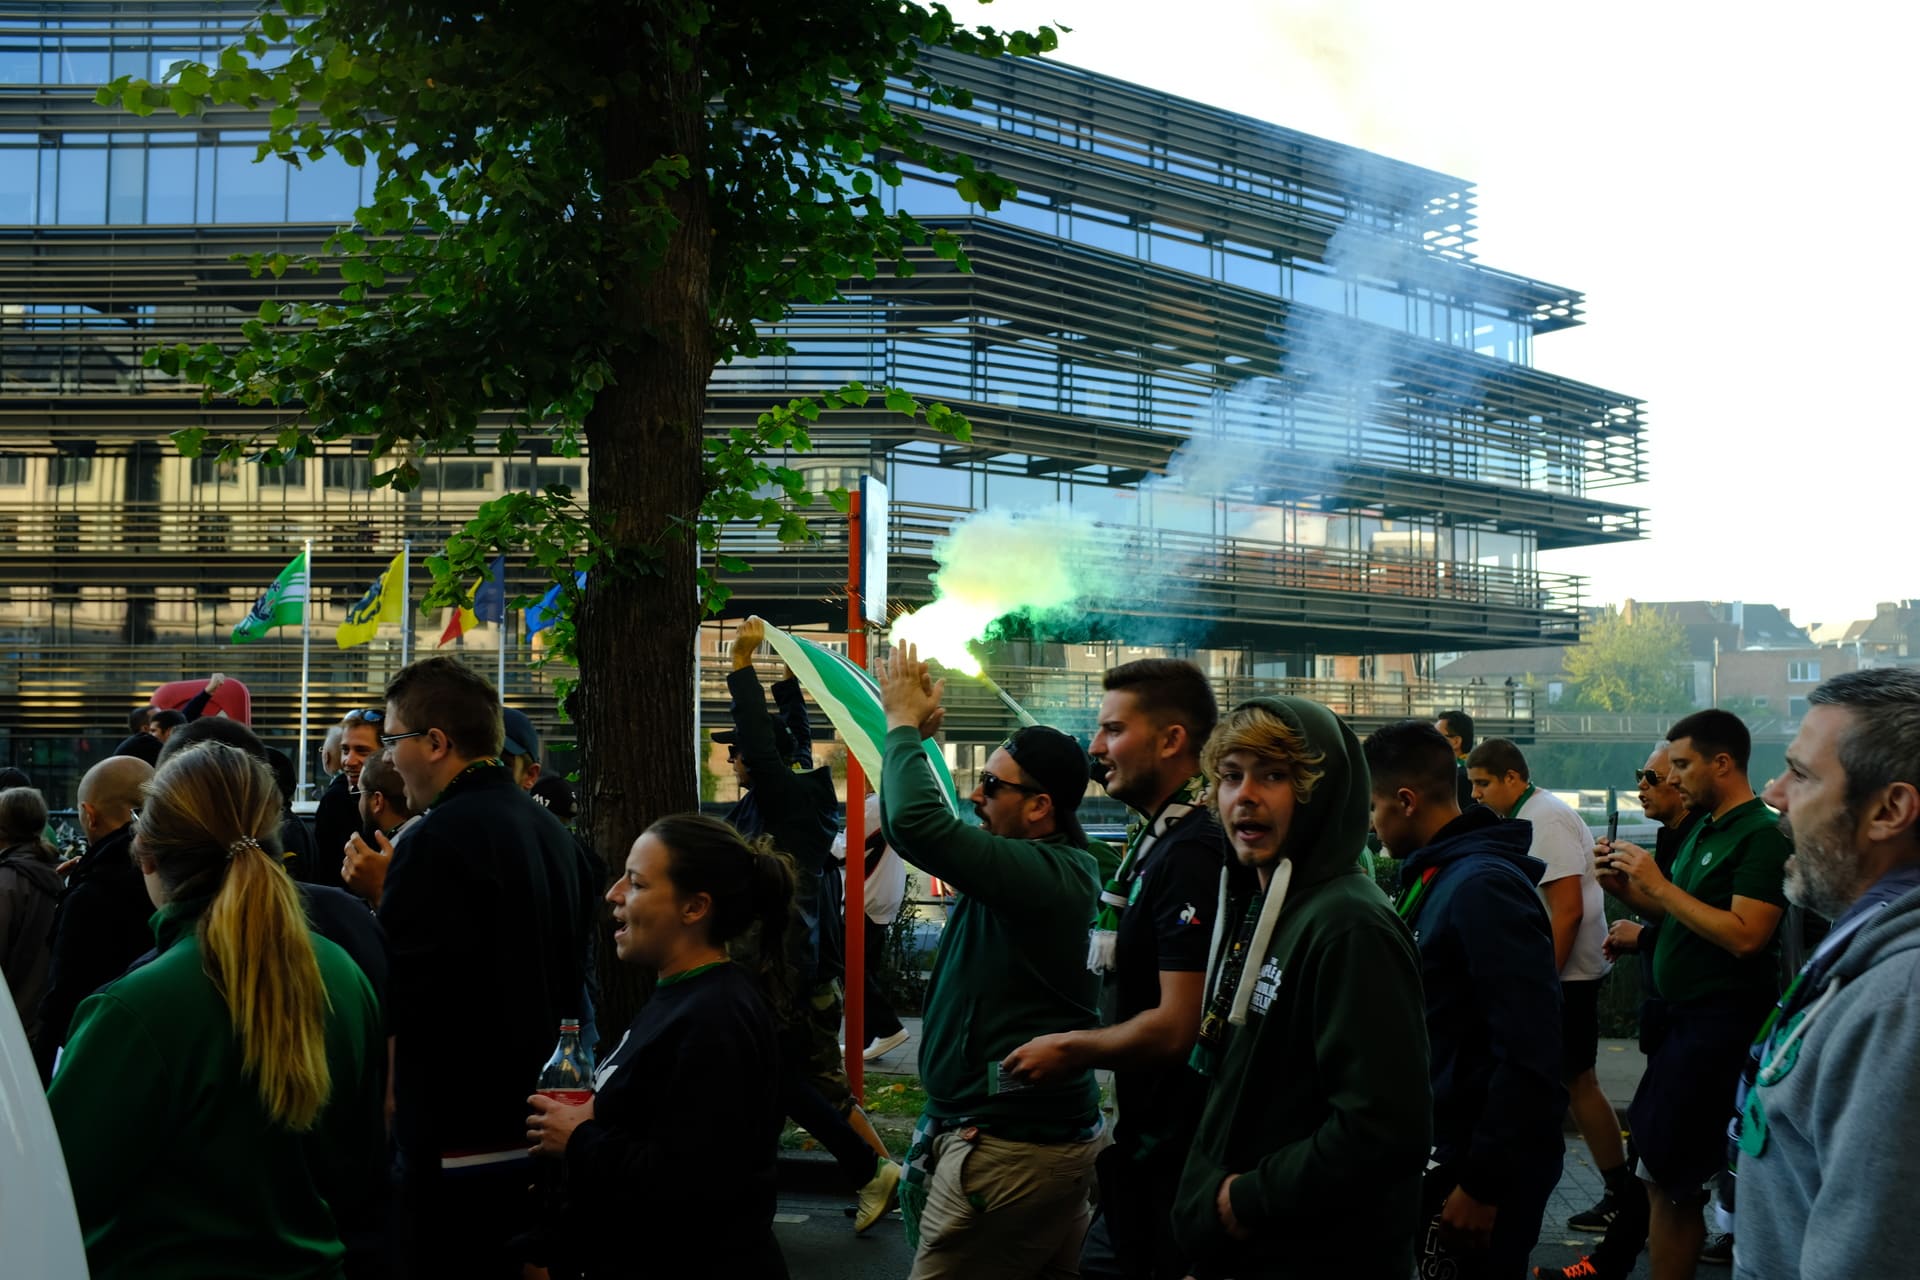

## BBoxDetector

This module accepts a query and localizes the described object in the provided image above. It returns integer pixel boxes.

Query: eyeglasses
[979,770,1043,800]
[379,729,429,748]
[344,709,385,725]
[1634,770,1665,787]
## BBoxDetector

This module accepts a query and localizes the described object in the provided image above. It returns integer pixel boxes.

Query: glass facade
[1,3,1648,793]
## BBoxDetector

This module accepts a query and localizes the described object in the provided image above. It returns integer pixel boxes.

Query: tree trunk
[575,23,712,1034]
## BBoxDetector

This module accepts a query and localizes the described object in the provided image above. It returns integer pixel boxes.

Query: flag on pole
[525,571,586,635]
[754,618,958,814]
[473,555,507,624]
[336,550,408,649]
[232,550,309,645]
[438,575,483,647]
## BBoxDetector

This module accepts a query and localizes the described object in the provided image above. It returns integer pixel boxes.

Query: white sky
[970,0,1919,630]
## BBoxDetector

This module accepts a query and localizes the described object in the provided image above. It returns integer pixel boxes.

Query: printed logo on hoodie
[1250,957,1284,1016]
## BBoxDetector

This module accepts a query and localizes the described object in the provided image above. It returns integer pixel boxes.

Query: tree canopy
[1563,606,1691,713]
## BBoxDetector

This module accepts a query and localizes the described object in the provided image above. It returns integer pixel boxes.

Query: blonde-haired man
[1169,696,1431,1279]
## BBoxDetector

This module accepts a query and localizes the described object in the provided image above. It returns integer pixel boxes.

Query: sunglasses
[344,708,385,725]
[1634,770,1665,787]
[979,770,1043,800]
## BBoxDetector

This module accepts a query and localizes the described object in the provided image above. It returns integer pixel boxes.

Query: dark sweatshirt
[35,822,152,1080]
[1396,806,1566,1203]
[1171,697,1432,1280]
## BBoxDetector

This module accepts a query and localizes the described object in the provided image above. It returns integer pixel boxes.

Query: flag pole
[844,492,867,1099]
[299,537,313,801]
[497,572,509,708]
[400,536,412,666]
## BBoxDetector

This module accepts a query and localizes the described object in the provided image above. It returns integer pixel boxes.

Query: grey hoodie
[1733,881,1920,1279]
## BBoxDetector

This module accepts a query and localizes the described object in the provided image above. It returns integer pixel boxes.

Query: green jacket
[880,725,1101,1132]
[1171,697,1431,1279]
[48,901,384,1280]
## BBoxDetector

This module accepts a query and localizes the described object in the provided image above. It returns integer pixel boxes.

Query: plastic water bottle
[536,1020,592,1105]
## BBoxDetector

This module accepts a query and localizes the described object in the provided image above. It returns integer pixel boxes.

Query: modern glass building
[1,4,1646,796]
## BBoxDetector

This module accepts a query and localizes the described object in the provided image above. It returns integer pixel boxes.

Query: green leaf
[258,300,283,325]
[260,11,289,41]
[176,65,211,95]
[884,387,916,415]
[168,87,199,117]
[171,428,210,458]
[827,487,852,515]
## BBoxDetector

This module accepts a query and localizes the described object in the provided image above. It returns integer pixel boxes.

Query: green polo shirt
[1650,796,1791,1007]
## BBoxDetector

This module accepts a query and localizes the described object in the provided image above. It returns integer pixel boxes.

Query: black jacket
[378,763,586,1158]
[34,823,153,1080]
[110,733,160,765]
[722,667,838,872]
[556,964,786,1279]
[312,772,364,883]
[1397,806,1565,1204]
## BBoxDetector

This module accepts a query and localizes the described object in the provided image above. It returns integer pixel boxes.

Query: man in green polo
[1593,709,1789,1280]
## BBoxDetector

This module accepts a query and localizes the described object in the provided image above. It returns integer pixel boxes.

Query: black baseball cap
[502,708,540,760]
[1001,725,1090,838]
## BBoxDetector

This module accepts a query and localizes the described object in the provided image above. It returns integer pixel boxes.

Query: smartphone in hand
[1606,812,1619,844]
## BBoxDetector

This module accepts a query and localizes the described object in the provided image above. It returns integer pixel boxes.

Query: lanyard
[1395,866,1439,922]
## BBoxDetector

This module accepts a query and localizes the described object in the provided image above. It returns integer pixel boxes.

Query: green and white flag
[232,551,309,644]
[755,618,959,814]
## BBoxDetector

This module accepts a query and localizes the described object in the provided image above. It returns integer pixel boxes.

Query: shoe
[1700,1232,1733,1266]
[854,1157,901,1234]
[1534,1259,1605,1279]
[863,1029,909,1061]
[1567,1193,1618,1232]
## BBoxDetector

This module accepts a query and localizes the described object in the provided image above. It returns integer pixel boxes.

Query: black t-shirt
[1107,809,1224,1149]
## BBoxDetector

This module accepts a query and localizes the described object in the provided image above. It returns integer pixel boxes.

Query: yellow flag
[336,551,408,649]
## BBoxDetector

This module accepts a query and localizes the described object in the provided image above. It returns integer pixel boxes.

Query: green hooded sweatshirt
[1170,697,1432,1279]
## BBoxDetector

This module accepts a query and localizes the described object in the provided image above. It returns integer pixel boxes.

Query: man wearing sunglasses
[877,643,1104,1279]
[314,707,383,878]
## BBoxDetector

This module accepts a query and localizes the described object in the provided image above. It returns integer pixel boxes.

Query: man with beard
[877,644,1103,1279]
[1366,720,1564,1279]
[1721,668,1920,1277]
[1167,701,1430,1279]
[1595,710,1789,1280]
[1003,659,1222,1279]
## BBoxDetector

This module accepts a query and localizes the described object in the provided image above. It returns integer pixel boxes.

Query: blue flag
[473,555,507,624]
[526,571,586,635]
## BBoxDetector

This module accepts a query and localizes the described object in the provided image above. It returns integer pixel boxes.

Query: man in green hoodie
[1171,696,1432,1279]
[878,643,1104,1280]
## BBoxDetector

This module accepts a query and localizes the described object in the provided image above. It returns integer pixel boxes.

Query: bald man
[34,756,156,1081]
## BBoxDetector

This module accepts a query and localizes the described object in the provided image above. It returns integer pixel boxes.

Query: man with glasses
[338,749,418,909]
[877,644,1104,1279]
[374,657,587,1279]
[315,707,383,877]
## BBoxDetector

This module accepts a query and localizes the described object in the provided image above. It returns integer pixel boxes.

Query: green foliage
[97,0,1054,643]
[1564,607,1692,714]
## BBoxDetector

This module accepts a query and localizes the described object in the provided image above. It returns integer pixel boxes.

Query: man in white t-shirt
[1470,738,1629,1231]
[833,791,911,1060]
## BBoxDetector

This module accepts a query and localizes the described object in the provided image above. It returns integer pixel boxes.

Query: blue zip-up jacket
[1398,806,1566,1204]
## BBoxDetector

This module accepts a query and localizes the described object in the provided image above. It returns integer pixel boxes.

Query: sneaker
[854,1157,901,1234]
[1567,1193,1618,1232]
[1534,1260,1605,1279]
[863,1029,910,1061]
[1699,1232,1733,1266]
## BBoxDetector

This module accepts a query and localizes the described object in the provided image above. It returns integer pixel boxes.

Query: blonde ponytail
[139,743,333,1130]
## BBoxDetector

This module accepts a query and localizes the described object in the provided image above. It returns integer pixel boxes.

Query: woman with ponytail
[48,742,384,1280]
[524,813,794,1279]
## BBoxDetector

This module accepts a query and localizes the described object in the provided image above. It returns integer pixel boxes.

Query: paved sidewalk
[829,1022,1668,1278]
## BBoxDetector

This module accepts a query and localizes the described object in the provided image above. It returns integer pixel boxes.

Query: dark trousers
[1080,1139,1187,1280]
[1420,1153,1560,1279]
[1591,1136,1653,1276]
[780,1068,876,1188]
[862,916,904,1041]
[398,1152,535,1280]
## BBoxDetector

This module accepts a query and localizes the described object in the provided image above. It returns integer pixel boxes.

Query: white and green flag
[232,551,309,644]
[754,618,959,814]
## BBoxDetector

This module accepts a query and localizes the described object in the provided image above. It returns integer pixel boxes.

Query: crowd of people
[1,643,1917,1280]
